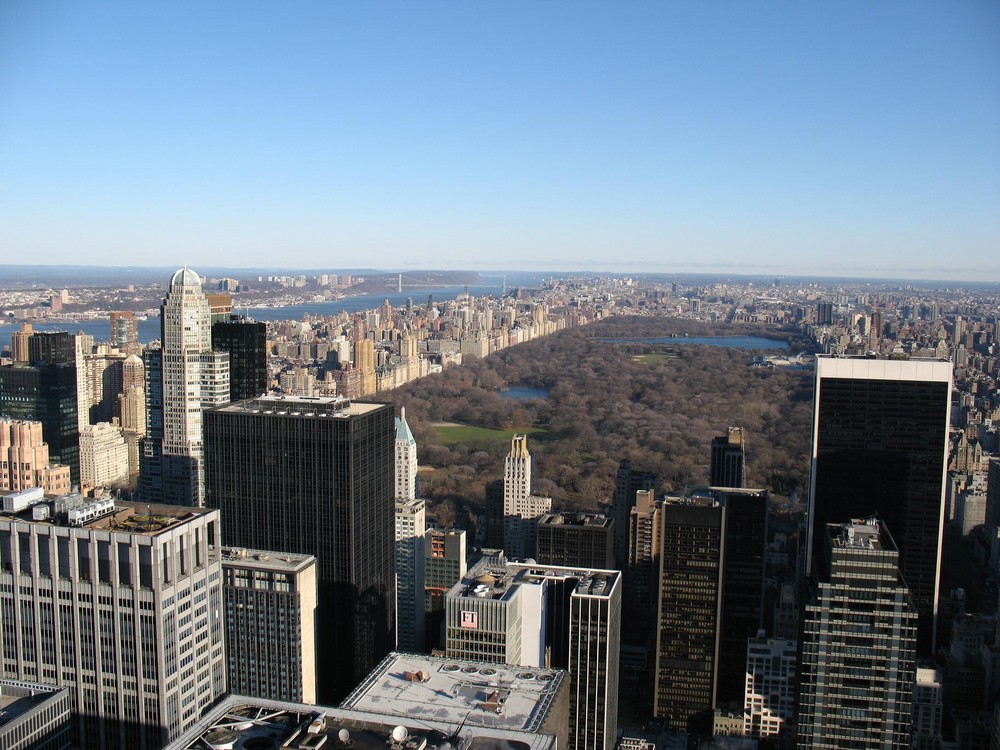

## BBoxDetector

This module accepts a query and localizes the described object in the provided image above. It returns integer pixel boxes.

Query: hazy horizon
[2,2,998,280]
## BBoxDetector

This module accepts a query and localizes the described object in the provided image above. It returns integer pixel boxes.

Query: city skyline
[2,2,998,280]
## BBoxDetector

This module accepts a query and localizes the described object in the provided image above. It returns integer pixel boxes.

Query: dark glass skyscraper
[808,356,951,652]
[211,317,268,402]
[0,363,79,482]
[710,427,746,488]
[204,395,395,703]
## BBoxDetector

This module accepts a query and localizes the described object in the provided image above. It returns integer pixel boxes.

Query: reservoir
[593,335,789,350]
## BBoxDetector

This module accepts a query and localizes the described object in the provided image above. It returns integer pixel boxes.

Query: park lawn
[430,423,549,446]
[632,353,678,364]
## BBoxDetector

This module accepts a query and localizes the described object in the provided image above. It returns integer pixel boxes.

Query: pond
[499,387,550,401]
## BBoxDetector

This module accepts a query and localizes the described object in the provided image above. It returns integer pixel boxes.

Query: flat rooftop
[0,497,214,535]
[214,394,386,417]
[450,558,619,601]
[0,680,68,731]
[537,512,611,529]
[166,691,558,750]
[342,652,564,735]
[511,565,619,599]
[222,547,317,573]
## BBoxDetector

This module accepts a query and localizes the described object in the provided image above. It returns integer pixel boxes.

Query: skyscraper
[395,498,426,652]
[158,268,229,506]
[0,496,227,749]
[424,527,466,652]
[611,460,658,570]
[395,406,417,501]
[710,427,746,488]
[210,316,268,402]
[536,512,614,569]
[808,356,951,651]
[109,311,139,351]
[0,362,80,483]
[653,497,724,733]
[502,435,551,558]
[797,518,916,749]
[221,547,318,704]
[204,394,395,703]
[0,418,71,494]
[445,559,621,750]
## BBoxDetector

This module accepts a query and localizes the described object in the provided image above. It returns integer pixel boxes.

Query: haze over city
[2,1,998,280]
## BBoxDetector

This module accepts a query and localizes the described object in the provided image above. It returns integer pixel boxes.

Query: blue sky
[1,1,998,280]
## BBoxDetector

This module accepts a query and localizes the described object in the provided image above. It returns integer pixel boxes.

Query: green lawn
[632,353,678,364]
[430,423,549,446]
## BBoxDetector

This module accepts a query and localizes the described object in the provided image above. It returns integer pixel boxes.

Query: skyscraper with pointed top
[394,406,425,652]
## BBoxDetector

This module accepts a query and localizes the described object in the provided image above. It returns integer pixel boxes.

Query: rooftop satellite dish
[339,729,351,743]
[392,726,409,743]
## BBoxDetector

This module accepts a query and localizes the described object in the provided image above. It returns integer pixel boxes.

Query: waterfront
[8,285,509,343]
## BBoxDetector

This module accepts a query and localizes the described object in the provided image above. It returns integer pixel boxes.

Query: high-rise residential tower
[204,394,395,703]
[158,268,229,506]
[808,356,951,651]
[797,519,917,749]
[710,427,746,488]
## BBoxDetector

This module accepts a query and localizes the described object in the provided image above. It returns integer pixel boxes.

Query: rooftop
[214,394,386,417]
[166,689,559,750]
[831,518,887,551]
[342,652,564,736]
[0,680,69,731]
[222,547,317,574]
[0,495,214,535]
[537,512,611,529]
[449,558,619,602]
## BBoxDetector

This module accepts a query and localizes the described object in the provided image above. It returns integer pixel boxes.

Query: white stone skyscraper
[395,407,417,501]
[504,434,532,508]
[394,407,425,651]
[502,435,551,558]
[160,268,229,506]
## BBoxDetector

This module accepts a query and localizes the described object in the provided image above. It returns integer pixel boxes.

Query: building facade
[743,636,796,740]
[0,364,79,483]
[808,356,951,652]
[159,268,229,506]
[797,519,917,749]
[0,497,227,749]
[395,498,426,652]
[204,395,395,703]
[78,422,130,492]
[536,512,614,570]
[210,317,268,403]
[424,527,466,652]
[709,427,746,488]
[0,419,70,495]
[221,547,317,704]
[611,460,658,570]
[653,497,724,733]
